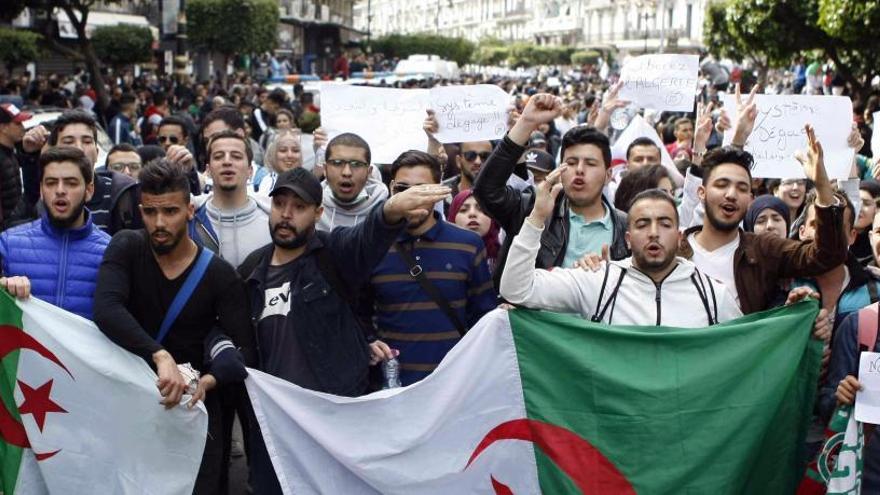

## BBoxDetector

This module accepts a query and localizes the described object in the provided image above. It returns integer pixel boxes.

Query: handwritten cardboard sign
[320,85,431,164]
[618,54,699,112]
[430,84,510,144]
[721,94,854,179]
[856,351,880,424]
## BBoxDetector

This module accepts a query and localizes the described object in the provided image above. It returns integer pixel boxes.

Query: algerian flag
[0,293,208,494]
[609,114,683,186]
[246,301,822,494]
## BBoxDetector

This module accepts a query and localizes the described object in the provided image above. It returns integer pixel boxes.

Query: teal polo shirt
[561,205,613,268]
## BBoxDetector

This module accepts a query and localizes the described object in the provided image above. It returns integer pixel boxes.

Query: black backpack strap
[396,242,467,336]
[592,266,627,324]
[690,271,716,326]
[706,276,718,324]
[590,262,612,322]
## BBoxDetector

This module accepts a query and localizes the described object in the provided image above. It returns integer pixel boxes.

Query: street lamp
[636,0,657,53]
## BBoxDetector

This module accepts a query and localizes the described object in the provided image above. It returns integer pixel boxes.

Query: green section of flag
[510,300,821,495]
[0,292,26,495]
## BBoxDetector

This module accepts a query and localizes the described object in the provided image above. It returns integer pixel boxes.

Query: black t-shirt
[94,229,254,371]
[257,258,320,390]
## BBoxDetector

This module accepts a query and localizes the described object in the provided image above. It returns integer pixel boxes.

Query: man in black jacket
[0,103,29,229]
[473,94,629,286]
[237,167,448,495]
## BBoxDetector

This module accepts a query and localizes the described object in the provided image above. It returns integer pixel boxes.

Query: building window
[667,7,673,28]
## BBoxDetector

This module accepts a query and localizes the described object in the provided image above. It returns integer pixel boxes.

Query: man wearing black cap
[523,149,555,186]
[0,103,30,229]
[238,167,449,495]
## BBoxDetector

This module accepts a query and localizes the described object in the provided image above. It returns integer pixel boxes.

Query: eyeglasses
[462,151,491,162]
[158,135,181,144]
[107,161,142,172]
[326,158,369,169]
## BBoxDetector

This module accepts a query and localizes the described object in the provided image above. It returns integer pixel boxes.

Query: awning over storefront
[55,8,159,40]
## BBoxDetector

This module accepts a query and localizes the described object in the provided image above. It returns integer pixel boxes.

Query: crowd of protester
[0,51,878,493]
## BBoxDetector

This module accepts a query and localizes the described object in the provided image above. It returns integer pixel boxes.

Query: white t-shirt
[687,232,741,305]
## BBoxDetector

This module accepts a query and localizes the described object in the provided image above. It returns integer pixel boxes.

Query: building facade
[354,0,708,54]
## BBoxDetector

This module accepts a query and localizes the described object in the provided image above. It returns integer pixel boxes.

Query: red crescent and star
[466,418,636,494]
[0,325,72,460]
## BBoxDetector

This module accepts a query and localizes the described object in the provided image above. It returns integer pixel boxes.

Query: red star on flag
[18,379,67,432]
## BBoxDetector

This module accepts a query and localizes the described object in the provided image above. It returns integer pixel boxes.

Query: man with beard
[94,159,253,494]
[678,126,848,315]
[0,147,110,320]
[442,139,493,197]
[501,177,742,326]
[190,130,271,267]
[316,133,389,232]
[237,166,449,494]
[362,151,497,386]
[473,94,629,287]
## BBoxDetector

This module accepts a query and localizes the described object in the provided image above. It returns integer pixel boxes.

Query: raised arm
[327,184,450,289]
[474,94,562,232]
[776,125,847,277]
[499,168,597,316]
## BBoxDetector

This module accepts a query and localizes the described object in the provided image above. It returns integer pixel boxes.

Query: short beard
[218,183,239,192]
[407,213,431,231]
[632,249,677,274]
[460,165,475,183]
[149,229,184,255]
[47,198,87,229]
[271,222,313,250]
[704,203,742,232]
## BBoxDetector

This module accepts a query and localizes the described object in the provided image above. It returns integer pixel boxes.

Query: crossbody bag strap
[157,248,213,344]
[396,242,467,337]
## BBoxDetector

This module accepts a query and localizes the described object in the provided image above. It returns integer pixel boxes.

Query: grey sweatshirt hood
[317,177,389,232]
[194,193,271,267]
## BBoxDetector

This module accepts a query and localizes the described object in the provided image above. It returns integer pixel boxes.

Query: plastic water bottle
[382,357,402,389]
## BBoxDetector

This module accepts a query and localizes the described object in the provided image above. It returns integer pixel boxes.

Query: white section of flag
[245,309,539,495]
[610,114,682,185]
[12,297,208,494]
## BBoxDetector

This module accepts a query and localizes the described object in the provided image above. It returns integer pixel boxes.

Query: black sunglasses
[463,151,491,162]
[158,135,180,144]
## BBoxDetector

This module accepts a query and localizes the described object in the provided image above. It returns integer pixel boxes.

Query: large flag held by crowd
[0,293,207,494]
[247,302,823,494]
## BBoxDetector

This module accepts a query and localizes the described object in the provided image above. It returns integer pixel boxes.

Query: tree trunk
[824,46,869,102]
[62,5,110,124]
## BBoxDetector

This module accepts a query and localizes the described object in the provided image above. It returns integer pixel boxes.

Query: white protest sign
[618,54,699,112]
[429,84,510,144]
[855,351,880,424]
[872,111,880,158]
[320,84,431,164]
[609,114,683,186]
[721,94,854,179]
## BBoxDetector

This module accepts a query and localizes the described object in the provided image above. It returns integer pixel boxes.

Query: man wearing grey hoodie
[317,133,389,232]
[190,130,271,267]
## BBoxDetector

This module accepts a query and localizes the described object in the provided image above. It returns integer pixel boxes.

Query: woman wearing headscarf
[743,195,790,239]
[447,190,501,274]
